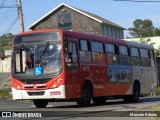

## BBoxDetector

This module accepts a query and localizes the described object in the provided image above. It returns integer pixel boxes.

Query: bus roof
[15,29,154,50]
[125,40,154,50]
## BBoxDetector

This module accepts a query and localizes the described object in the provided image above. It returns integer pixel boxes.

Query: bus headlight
[12,81,22,90]
[49,78,63,88]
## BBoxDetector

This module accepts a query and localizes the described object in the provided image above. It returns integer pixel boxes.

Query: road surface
[0,96,160,120]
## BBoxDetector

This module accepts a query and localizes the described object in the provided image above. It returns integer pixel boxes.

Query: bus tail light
[49,78,63,89]
[12,81,22,90]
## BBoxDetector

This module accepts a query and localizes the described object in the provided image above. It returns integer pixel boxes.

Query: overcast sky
[0,0,160,37]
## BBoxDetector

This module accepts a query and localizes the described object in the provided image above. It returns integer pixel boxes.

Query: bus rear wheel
[77,84,92,106]
[132,82,140,102]
[123,82,140,103]
[33,99,48,108]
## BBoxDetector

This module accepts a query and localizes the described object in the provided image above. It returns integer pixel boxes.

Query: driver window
[15,49,28,73]
[64,39,78,69]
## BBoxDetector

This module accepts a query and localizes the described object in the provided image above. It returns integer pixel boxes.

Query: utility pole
[17,0,24,32]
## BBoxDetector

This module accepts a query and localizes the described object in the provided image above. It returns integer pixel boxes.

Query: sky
[0,0,160,38]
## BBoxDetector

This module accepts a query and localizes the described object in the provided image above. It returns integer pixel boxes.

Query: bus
[11,29,158,108]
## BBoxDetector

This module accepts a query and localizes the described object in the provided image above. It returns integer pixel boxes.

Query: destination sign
[14,32,60,45]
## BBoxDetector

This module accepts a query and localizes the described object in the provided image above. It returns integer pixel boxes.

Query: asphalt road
[0,96,160,120]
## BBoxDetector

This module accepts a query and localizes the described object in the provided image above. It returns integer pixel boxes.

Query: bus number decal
[83,66,90,72]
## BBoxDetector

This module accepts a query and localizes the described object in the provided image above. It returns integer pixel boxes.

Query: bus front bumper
[11,85,66,100]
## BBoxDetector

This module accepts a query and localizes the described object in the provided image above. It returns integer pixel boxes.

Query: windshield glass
[12,32,62,76]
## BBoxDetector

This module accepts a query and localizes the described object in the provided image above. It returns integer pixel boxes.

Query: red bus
[11,29,158,108]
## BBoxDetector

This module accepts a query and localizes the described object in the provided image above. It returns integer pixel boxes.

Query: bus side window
[140,49,151,67]
[130,47,140,66]
[150,50,156,67]
[64,40,79,69]
[91,41,105,64]
[79,39,91,63]
[105,43,118,65]
[119,45,130,65]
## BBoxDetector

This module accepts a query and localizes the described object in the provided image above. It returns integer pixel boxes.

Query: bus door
[64,38,81,98]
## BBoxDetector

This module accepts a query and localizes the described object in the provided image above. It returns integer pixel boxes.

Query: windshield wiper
[39,42,49,64]
[21,44,33,55]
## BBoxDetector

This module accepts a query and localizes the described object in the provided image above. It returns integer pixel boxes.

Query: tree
[154,28,160,36]
[128,19,154,38]
[0,33,14,51]
[155,46,160,57]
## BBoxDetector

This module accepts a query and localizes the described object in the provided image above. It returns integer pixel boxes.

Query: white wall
[125,36,160,49]
[0,57,11,73]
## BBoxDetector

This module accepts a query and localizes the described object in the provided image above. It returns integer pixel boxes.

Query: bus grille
[20,78,51,84]
[27,91,45,96]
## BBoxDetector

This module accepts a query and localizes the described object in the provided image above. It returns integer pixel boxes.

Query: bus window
[79,39,91,63]
[65,40,79,69]
[119,45,130,65]
[14,49,28,74]
[140,49,151,67]
[150,50,156,67]
[130,47,140,66]
[91,41,105,64]
[105,43,118,65]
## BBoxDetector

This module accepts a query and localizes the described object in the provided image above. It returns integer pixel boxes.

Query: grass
[0,89,12,99]
[0,77,12,99]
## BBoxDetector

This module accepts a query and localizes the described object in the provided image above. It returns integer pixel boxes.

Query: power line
[2,16,18,34]
[0,0,7,10]
[0,5,17,8]
[114,0,160,3]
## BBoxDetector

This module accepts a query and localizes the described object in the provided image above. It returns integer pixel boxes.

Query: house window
[58,13,72,30]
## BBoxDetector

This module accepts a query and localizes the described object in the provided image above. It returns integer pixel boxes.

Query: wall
[33,6,101,36]
[0,50,12,73]
[0,56,11,73]
[125,36,160,49]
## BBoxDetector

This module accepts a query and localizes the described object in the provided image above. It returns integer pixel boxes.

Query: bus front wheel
[77,84,92,106]
[33,99,48,108]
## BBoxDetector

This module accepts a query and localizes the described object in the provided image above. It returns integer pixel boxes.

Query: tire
[123,83,140,103]
[33,99,48,108]
[132,83,140,103]
[93,97,106,105]
[77,84,92,106]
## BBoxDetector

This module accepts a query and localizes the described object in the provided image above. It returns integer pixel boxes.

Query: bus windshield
[12,32,62,76]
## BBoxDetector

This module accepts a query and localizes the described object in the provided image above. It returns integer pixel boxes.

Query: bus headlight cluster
[12,81,21,90]
[51,78,63,88]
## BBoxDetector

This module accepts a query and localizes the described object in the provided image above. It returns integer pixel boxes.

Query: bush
[155,87,160,95]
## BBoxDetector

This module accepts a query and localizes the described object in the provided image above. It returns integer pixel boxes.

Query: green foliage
[0,89,12,99]
[155,87,160,95]
[128,19,154,38]
[0,33,14,51]
[153,28,160,36]
[155,46,160,57]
